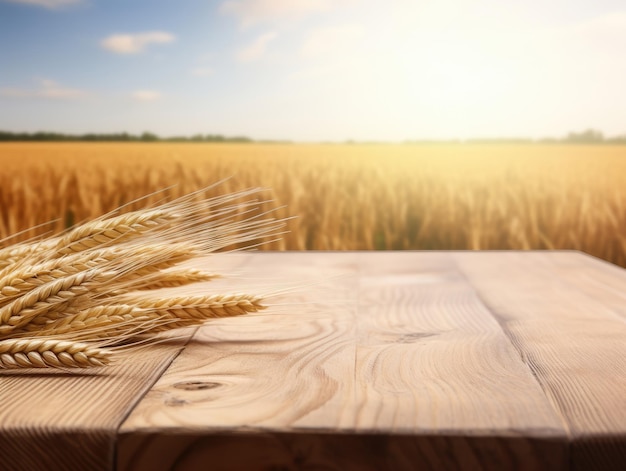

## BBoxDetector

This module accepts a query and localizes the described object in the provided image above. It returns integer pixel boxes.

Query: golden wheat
[22,292,264,342]
[0,269,115,335]
[0,143,623,266]
[0,240,55,270]
[0,185,280,367]
[24,304,158,340]
[0,338,111,369]
[133,269,219,290]
[53,209,179,256]
[133,293,265,320]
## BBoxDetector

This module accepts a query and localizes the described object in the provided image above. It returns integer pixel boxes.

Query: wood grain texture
[6,252,623,470]
[455,251,626,471]
[120,431,564,471]
[356,252,566,469]
[120,252,359,431]
[542,251,626,320]
[0,345,184,471]
[119,252,570,471]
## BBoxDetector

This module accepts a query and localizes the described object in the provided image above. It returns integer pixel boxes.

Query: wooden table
[1,251,625,471]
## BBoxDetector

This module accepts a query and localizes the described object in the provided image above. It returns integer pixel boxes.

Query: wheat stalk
[0,338,111,369]
[113,293,266,335]
[0,185,283,368]
[0,269,117,335]
[22,293,265,342]
[134,293,265,319]
[130,269,219,290]
[52,209,179,256]
[0,244,197,308]
[0,240,55,270]
[22,305,158,340]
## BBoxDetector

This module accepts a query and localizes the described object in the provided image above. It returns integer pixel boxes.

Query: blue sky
[0,0,625,141]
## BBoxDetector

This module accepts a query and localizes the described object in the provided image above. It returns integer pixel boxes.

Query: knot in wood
[173,380,221,391]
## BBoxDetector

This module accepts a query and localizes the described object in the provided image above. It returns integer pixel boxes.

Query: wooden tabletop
[1,251,625,471]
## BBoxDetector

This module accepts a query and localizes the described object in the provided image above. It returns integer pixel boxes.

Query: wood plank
[118,252,359,470]
[0,345,183,471]
[119,252,568,471]
[455,251,626,471]
[119,431,564,471]
[541,251,626,320]
[356,252,567,469]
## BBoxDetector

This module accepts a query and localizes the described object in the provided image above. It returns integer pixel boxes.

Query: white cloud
[0,79,87,99]
[191,67,214,77]
[301,24,364,58]
[132,90,162,102]
[220,0,350,28]
[237,32,277,62]
[101,32,176,55]
[2,0,82,8]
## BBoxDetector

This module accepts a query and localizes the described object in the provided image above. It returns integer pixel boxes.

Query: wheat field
[0,142,624,267]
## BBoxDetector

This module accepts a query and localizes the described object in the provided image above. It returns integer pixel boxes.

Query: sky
[0,0,625,141]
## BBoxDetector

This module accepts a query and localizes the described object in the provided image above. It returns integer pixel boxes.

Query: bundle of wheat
[0,185,284,369]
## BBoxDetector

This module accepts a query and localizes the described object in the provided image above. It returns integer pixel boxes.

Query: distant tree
[140,131,159,142]
[607,134,626,144]
[566,129,604,143]
[230,136,253,143]
[166,135,188,142]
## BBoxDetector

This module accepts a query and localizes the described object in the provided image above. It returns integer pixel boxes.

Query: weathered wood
[542,251,626,320]
[3,252,625,471]
[118,252,361,470]
[0,345,183,471]
[118,252,571,470]
[119,431,565,471]
[455,251,626,471]
[355,252,567,469]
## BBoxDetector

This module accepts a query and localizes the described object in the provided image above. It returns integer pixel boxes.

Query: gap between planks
[454,251,626,471]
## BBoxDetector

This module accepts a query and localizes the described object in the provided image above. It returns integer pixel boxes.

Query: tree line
[0,129,624,144]
[406,129,626,145]
[0,131,260,143]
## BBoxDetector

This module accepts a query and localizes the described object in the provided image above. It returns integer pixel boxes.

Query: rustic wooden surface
[1,252,624,470]
[456,252,626,471]
[0,345,184,471]
[117,251,625,471]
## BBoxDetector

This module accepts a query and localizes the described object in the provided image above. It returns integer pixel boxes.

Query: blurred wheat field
[1,142,625,267]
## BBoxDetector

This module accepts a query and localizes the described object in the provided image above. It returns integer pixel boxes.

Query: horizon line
[0,129,624,145]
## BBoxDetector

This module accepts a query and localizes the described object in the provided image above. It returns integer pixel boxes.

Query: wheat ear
[0,244,197,306]
[0,269,115,335]
[13,305,82,333]
[135,293,265,320]
[130,269,220,290]
[0,338,111,369]
[0,185,284,367]
[0,240,56,270]
[20,305,166,341]
[52,210,179,256]
[22,294,265,341]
